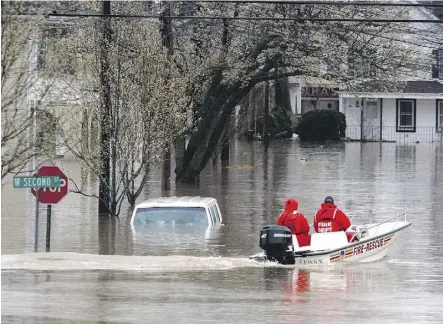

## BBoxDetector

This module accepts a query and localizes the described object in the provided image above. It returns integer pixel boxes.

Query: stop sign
[31,165,68,204]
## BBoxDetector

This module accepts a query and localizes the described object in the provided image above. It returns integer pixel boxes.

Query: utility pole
[99,0,111,215]
[263,81,270,147]
[161,2,173,191]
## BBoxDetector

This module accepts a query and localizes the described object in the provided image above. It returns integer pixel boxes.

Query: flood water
[2,140,443,323]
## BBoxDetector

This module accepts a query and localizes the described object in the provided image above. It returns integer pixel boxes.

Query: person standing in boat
[313,196,357,242]
[277,198,311,247]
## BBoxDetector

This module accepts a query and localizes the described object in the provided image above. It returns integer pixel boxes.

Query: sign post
[46,205,52,252]
[30,166,69,252]
[35,189,40,252]
[13,174,61,252]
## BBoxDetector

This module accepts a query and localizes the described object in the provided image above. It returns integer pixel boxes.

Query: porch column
[380,98,383,141]
[339,93,344,114]
[289,84,296,115]
[296,85,302,114]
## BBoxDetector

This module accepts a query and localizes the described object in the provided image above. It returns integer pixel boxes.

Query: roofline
[341,92,443,99]
[412,0,442,21]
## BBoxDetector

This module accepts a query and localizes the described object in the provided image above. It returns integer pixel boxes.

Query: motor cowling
[259,225,295,264]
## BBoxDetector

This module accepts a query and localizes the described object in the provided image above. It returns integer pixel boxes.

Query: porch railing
[345,126,443,143]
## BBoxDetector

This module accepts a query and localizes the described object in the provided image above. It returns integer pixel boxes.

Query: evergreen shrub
[295,110,346,141]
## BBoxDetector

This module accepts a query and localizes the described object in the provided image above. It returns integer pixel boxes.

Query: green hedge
[295,110,346,141]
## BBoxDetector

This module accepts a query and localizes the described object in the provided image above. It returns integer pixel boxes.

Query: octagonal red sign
[31,165,68,204]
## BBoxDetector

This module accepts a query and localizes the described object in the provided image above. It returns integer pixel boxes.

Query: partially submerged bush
[295,110,346,141]
[243,105,293,139]
[268,105,293,138]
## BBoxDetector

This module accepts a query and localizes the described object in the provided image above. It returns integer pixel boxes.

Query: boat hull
[295,232,395,265]
[250,221,410,265]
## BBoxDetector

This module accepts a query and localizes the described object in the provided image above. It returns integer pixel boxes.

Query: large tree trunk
[274,77,292,113]
[175,34,285,184]
[174,136,186,174]
[176,74,269,183]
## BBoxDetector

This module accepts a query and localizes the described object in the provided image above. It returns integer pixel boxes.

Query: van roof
[135,196,218,209]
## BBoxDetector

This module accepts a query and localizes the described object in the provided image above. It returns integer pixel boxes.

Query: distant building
[288,78,340,115]
[27,14,93,159]
[282,4,443,143]
[339,5,443,142]
[340,81,443,142]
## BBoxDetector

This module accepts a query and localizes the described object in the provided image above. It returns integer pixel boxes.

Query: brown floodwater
[2,140,443,323]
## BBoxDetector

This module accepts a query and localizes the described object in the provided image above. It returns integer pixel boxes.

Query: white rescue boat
[250,210,411,265]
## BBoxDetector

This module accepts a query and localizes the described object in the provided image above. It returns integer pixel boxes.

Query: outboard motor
[259,225,295,265]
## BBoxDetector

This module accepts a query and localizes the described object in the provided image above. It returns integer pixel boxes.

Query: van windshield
[133,207,208,226]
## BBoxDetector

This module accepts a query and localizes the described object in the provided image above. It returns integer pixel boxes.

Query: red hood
[321,202,337,209]
[285,199,299,212]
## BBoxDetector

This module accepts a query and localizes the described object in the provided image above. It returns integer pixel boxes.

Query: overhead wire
[194,2,442,50]
[45,12,443,23]
[31,1,443,71]
[159,0,443,7]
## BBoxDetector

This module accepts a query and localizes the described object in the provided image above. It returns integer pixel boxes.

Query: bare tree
[172,2,434,183]
[1,3,48,180]
[1,1,88,181]
[52,7,192,216]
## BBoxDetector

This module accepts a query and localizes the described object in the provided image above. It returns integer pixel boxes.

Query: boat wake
[1,252,263,272]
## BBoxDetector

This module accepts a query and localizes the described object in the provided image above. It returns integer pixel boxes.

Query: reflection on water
[2,262,442,324]
[2,140,443,323]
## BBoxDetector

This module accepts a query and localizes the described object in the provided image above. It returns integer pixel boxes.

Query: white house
[25,14,92,159]
[340,81,443,142]
[287,4,443,143]
[288,76,340,115]
[339,4,443,143]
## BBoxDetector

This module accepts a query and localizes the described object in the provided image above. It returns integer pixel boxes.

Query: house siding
[436,99,443,131]
[342,97,443,143]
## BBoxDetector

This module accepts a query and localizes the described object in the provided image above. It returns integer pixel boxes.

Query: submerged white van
[130,196,223,226]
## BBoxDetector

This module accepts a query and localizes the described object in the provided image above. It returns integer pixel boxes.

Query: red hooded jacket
[314,202,351,233]
[277,199,311,247]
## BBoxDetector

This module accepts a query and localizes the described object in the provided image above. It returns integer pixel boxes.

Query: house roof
[340,80,443,98]
[417,1,443,21]
[402,80,443,93]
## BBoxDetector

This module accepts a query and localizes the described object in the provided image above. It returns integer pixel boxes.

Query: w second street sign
[13,176,60,189]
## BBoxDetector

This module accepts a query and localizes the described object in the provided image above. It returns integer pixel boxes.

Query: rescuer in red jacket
[277,198,311,247]
[313,196,357,242]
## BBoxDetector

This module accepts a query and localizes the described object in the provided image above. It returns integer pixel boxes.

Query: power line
[170,0,443,8]
[47,12,443,23]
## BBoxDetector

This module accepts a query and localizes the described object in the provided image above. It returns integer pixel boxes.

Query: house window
[396,99,416,132]
[437,100,443,133]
